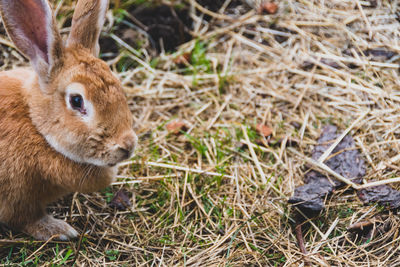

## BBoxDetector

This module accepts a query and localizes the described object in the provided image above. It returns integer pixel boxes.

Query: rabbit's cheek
[44,133,83,163]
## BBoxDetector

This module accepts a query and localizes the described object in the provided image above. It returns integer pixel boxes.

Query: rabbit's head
[0,0,137,167]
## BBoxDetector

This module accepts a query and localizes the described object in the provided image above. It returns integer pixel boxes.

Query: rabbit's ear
[0,0,64,86]
[66,0,109,57]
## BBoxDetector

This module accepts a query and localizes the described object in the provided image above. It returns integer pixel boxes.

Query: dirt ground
[1,0,400,266]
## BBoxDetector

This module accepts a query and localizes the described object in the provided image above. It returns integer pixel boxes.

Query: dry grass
[1,0,400,266]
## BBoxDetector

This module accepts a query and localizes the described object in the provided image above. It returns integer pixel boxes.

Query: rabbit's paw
[24,215,78,241]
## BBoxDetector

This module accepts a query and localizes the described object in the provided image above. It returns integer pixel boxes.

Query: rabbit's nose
[118,131,137,160]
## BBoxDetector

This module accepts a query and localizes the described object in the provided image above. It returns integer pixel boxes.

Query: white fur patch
[84,157,107,167]
[22,70,36,89]
[65,83,95,124]
[44,134,82,162]
[4,69,36,91]
[44,133,108,167]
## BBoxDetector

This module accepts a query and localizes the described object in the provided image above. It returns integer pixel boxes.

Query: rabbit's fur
[0,0,137,240]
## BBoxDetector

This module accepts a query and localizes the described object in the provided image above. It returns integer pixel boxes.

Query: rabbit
[0,0,137,241]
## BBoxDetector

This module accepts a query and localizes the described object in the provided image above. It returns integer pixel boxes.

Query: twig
[146,161,234,179]
[207,94,232,130]
[241,125,267,184]
[318,110,369,163]
[359,177,400,189]
[72,214,91,265]
[312,217,339,253]
[355,0,373,39]
[25,236,58,262]
[295,223,307,254]
[288,148,361,190]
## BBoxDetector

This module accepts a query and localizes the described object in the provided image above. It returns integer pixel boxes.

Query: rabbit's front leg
[23,214,78,241]
[7,203,78,241]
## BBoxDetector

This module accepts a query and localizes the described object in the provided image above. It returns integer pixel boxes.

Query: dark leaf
[109,189,132,210]
[269,24,295,43]
[289,125,365,212]
[342,48,397,61]
[306,48,399,70]
[288,178,334,212]
[358,185,400,209]
[302,59,342,70]
[361,0,377,8]
[364,49,397,61]
[290,121,301,129]
[310,125,365,185]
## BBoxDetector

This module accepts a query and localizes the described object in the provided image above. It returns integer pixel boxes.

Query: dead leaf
[289,125,365,212]
[173,52,191,65]
[256,124,273,137]
[109,189,132,210]
[166,121,187,134]
[347,220,374,232]
[347,216,390,244]
[258,2,278,14]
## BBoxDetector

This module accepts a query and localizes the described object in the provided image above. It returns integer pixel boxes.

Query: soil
[196,0,244,12]
[128,4,192,53]
[99,3,193,57]
[99,1,245,57]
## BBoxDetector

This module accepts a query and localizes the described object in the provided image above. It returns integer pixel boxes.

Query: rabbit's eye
[69,94,85,113]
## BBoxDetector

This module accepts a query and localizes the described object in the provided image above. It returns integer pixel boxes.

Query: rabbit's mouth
[85,146,134,167]
[99,132,137,166]
[102,149,134,167]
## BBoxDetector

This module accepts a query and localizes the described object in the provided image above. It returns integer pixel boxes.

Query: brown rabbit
[0,0,137,240]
